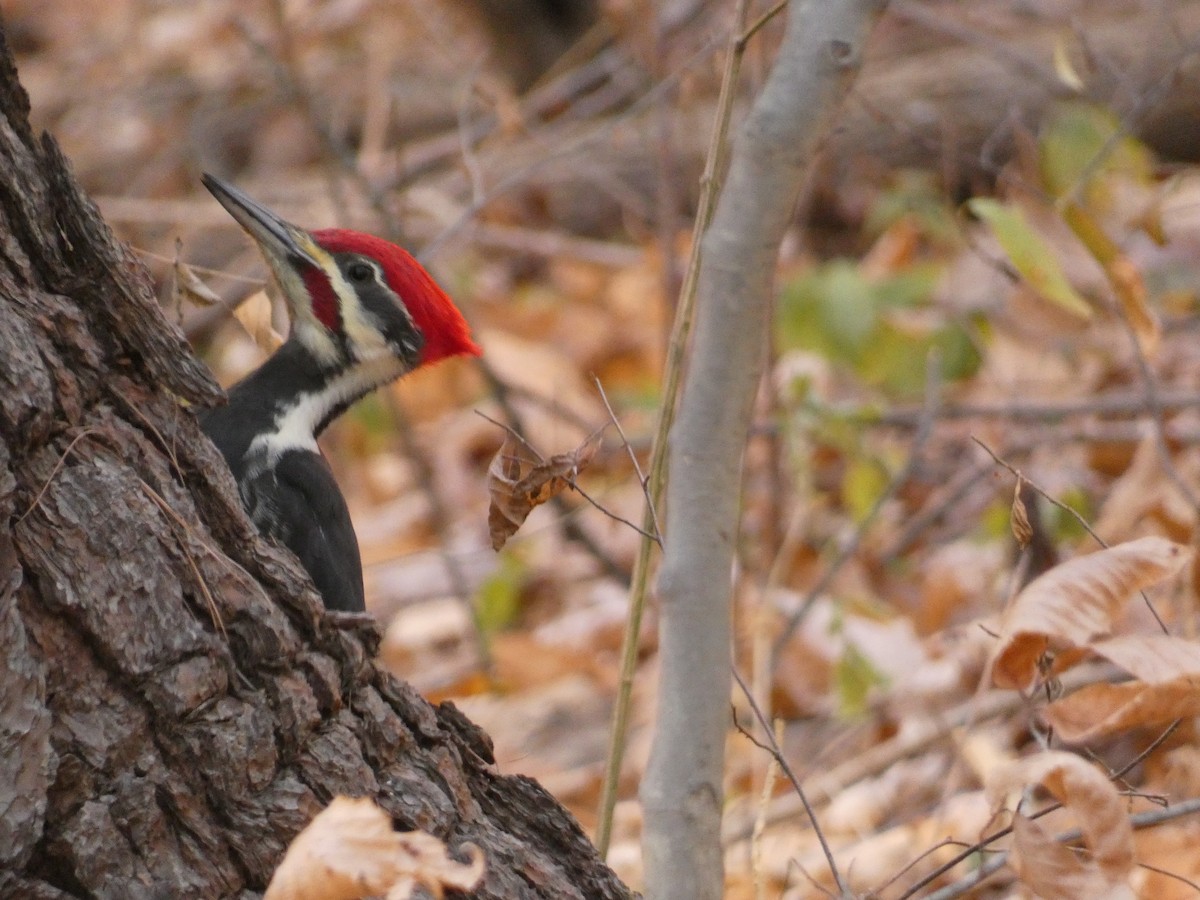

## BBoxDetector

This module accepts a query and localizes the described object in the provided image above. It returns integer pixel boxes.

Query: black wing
[242,449,366,612]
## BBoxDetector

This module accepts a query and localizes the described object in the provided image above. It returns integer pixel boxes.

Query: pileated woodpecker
[199,174,480,612]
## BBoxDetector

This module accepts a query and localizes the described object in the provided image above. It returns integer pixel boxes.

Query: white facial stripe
[246,355,409,466]
[324,254,413,363]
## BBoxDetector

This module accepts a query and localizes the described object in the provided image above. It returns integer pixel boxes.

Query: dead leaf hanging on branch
[172,237,224,309]
[487,431,601,550]
[233,288,286,354]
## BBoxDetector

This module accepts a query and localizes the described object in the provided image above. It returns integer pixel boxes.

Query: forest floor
[12,0,1200,895]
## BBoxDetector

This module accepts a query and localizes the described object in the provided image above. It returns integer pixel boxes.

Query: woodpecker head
[202,173,480,374]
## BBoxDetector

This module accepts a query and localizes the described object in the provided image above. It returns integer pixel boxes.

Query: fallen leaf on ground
[264,796,484,900]
[989,536,1190,691]
[1044,635,1200,742]
[988,750,1134,898]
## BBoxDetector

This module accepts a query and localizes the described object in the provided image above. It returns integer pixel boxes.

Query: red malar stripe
[301,267,341,332]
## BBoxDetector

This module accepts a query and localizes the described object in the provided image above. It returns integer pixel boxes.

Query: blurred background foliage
[11,0,1200,893]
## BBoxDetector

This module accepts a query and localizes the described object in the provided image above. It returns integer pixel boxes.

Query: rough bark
[640,2,886,899]
[0,21,631,900]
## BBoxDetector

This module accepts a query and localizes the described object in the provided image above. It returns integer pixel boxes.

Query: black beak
[202,173,321,269]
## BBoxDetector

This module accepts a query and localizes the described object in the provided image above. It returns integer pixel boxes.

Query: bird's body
[198,176,479,612]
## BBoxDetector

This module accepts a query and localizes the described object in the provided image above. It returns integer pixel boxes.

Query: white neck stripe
[247,356,407,462]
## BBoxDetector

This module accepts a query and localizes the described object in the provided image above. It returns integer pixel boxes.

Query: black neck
[202,337,373,471]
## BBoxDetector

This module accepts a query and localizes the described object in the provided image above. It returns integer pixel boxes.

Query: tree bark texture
[0,23,632,900]
[640,2,886,899]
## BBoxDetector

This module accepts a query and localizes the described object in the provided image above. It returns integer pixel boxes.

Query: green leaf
[842,456,889,522]
[866,170,961,247]
[834,641,887,719]
[345,393,394,453]
[1045,487,1092,543]
[968,198,1093,319]
[1039,103,1153,201]
[474,552,526,634]
[934,318,984,382]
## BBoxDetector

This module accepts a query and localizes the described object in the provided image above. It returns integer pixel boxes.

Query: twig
[476,408,646,561]
[570,484,661,544]
[594,0,753,857]
[733,667,847,897]
[477,365,630,583]
[858,388,1200,427]
[387,393,492,673]
[726,661,1127,841]
[17,429,105,523]
[1137,860,1200,893]
[970,435,1169,634]
[740,1,788,49]
[923,797,1200,900]
[971,436,1102,545]
[593,376,662,542]
[132,247,265,286]
[138,480,226,638]
[773,351,943,663]
[896,718,1182,899]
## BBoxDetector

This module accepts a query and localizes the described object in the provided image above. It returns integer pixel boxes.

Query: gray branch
[639,2,888,898]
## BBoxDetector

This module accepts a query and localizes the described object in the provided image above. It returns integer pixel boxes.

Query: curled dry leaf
[173,239,224,308]
[1011,813,1134,900]
[1108,254,1160,360]
[989,536,1190,691]
[1010,479,1033,549]
[988,751,1134,898]
[264,796,484,900]
[1044,635,1200,743]
[233,288,285,354]
[487,432,601,551]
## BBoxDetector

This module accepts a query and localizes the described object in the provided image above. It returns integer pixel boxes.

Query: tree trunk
[641,1,885,897]
[0,22,632,900]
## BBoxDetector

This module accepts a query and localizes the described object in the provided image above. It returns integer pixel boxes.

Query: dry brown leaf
[173,238,224,309]
[264,796,484,900]
[1011,479,1033,549]
[989,751,1134,897]
[487,432,600,551]
[1093,435,1162,543]
[1011,812,1133,900]
[1044,678,1200,744]
[989,537,1190,691]
[861,217,920,278]
[1091,634,1200,683]
[1043,635,1200,742]
[233,289,285,354]
[1110,254,1160,359]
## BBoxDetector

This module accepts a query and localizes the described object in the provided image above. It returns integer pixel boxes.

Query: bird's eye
[348,262,374,283]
